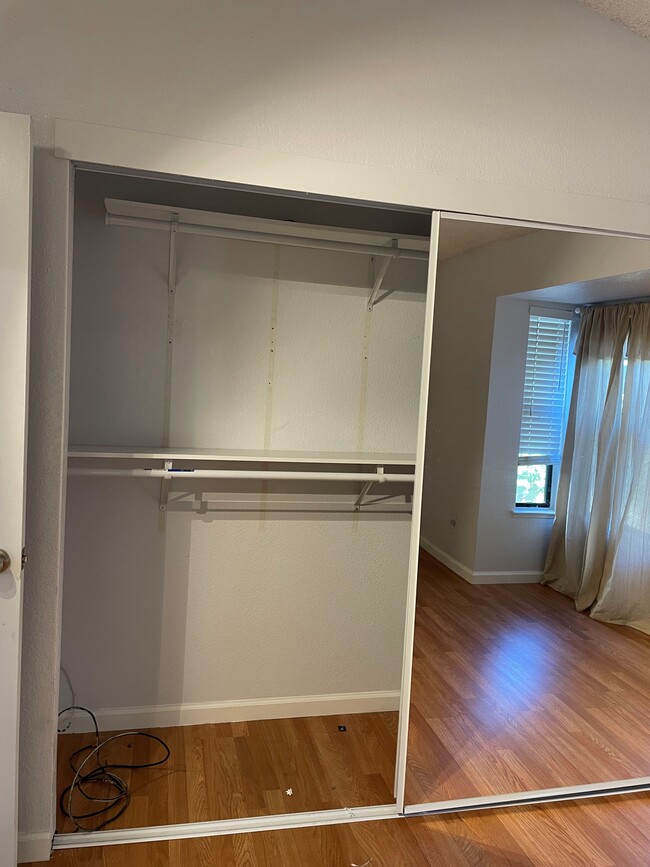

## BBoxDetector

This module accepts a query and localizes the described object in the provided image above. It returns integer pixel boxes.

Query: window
[516,309,573,508]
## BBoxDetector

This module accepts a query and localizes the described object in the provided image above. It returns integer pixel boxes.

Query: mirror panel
[405,218,650,806]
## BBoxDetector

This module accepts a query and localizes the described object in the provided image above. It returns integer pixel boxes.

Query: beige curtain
[543,303,650,635]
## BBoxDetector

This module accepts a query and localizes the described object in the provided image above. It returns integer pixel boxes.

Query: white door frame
[0,111,32,867]
[54,120,650,238]
[393,211,439,808]
[50,776,650,851]
[45,120,650,852]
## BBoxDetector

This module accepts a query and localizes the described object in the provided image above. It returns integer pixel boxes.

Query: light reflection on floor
[474,621,556,727]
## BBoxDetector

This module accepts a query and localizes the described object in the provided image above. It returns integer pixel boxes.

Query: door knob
[0,550,11,573]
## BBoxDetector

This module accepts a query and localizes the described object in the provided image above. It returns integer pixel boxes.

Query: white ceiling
[441,218,650,304]
[519,268,650,305]
[577,0,650,39]
[438,221,533,261]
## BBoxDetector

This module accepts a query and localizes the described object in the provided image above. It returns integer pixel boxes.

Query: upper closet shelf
[68,446,416,466]
[104,199,430,262]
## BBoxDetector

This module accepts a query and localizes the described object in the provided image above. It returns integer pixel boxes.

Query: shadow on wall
[61,478,412,723]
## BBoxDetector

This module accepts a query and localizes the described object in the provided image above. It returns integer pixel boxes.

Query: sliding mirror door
[57,167,439,838]
[405,217,650,810]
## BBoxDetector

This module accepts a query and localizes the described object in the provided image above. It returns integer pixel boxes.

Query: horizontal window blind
[518,313,572,466]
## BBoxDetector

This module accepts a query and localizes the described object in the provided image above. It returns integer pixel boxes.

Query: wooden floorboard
[56,712,398,832]
[405,551,650,805]
[24,793,650,866]
[42,547,650,864]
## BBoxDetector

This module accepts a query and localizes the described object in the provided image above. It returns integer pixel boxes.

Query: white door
[0,111,32,867]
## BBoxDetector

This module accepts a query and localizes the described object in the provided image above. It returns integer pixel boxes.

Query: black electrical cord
[57,706,171,832]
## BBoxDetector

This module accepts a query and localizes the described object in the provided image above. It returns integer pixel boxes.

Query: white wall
[6,0,650,846]
[63,483,412,713]
[3,0,650,202]
[421,226,650,578]
[472,296,576,577]
[61,177,425,726]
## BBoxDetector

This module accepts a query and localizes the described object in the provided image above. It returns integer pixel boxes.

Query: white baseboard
[18,831,52,863]
[64,690,400,734]
[419,537,475,583]
[419,538,542,585]
[470,570,543,585]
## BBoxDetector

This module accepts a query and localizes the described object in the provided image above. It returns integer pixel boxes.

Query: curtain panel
[544,303,650,635]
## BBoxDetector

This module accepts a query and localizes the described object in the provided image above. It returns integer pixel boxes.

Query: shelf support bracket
[159,460,173,511]
[354,481,373,512]
[368,242,397,311]
[354,467,386,510]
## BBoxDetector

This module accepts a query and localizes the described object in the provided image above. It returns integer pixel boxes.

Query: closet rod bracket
[354,466,386,510]
[354,481,373,511]
[368,242,397,311]
[159,460,173,511]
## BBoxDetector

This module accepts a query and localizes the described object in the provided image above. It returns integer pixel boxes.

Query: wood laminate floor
[56,712,398,832]
[26,793,650,866]
[406,551,650,805]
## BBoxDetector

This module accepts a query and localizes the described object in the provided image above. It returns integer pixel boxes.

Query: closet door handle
[0,549,11,573]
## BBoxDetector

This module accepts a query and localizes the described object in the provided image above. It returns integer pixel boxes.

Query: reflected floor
[406,550,650,805]
[57,712,397,831]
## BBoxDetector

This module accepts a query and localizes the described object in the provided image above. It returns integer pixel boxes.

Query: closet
[58,169,433,831]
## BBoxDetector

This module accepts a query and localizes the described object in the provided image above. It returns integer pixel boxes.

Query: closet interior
[57,169,433,832]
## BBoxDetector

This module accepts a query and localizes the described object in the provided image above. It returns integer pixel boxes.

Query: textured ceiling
[577,0,650,39]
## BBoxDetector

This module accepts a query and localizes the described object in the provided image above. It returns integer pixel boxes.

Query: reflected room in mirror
[406,218,650,809]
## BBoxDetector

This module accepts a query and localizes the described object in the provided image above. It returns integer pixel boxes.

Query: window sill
[512,508,555,518]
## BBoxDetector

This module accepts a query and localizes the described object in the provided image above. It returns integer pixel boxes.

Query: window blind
[518,313,572,466]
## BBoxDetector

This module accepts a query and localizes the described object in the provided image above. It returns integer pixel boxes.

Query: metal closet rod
[68,468,415,483]
[105,213,429,261]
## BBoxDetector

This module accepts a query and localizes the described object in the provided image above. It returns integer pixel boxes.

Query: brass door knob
[0,550,11,573]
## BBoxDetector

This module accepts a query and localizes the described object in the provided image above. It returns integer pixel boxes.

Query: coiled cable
[58,706,171,832]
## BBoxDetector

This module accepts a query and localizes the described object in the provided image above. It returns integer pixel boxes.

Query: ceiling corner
[577,0,650,40]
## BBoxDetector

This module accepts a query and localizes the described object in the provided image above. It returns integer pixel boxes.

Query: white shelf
[67,446,416,466]
[104,199,430,258]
